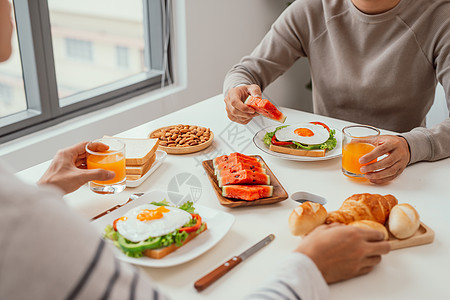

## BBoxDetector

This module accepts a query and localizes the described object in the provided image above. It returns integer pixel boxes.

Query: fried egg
[116,204,192,242]
[275,123,329,145]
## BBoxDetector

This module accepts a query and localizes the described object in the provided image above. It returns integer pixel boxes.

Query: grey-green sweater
[223,0,450,164]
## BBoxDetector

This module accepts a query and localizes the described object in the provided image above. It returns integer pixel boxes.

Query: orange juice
[342,142,376,175]
[87,151,126,184]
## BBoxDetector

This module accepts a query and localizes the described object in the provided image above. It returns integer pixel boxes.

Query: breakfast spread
[263,122,337,157]
[96,116,431,264]
[103,136,159,181]
[288,193,427,246]
[245,95,286,123]
[149,124,213,153]
[104,200,207,259]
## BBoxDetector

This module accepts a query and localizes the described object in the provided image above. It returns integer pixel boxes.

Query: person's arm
[1,168,170,299]
[358,11,450,184]
[223,1,309,124]
[246,224,390,300]
[37,141,114,194]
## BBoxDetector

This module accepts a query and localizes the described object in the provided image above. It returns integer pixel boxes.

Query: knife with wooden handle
[194,234,275,292]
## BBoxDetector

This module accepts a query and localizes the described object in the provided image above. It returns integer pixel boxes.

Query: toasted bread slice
[126,174,142,181]
[126,153,156,175]
[143,224,207,259]
[104,136,159,166]
[269,144,326,157]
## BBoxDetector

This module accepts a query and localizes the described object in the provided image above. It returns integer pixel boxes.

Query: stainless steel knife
[90,192,144,221]
[194,234,275,292]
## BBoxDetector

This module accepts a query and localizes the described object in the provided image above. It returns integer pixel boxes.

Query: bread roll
[388,203,420,239]
[326,193,398,224]
[288,202,327,236]
[348,220,389,240]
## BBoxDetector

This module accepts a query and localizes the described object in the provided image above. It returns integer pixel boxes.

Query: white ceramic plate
[91,190,235,267]
[126,150,167,187]
[253,124,342,161]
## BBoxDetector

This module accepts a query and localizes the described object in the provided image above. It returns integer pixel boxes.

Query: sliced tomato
[271,134,293,146]
[310,121,330,132]
[179,214,202,233]
[113,216,127,231]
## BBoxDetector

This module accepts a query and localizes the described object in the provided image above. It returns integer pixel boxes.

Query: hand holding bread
[294,223,390,283]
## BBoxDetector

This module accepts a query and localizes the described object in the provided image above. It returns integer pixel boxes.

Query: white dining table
[16,94,450,299]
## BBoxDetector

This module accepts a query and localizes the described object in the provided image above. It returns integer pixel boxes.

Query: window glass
[48,0,148,99]
[0,2,26,118]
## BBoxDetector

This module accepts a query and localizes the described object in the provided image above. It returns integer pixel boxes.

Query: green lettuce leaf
[263,125,288,146]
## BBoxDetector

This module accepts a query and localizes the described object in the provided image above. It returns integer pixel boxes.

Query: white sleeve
[245,252,330,300]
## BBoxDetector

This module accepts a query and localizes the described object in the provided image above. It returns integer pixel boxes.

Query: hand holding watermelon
[224,84,265,124]
[224,84,286,124]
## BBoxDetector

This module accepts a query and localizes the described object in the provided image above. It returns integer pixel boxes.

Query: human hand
[294,223,390,283]
[224,84,261,124]
[359,135,411,184]
[37,141,115,194]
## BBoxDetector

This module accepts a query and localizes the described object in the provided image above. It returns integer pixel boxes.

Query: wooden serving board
[148,126,214,155]
[389,222,434,250]
[202,155,289,208]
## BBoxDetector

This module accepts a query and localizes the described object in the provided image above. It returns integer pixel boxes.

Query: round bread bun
[288,202,327,236]
[348,220,389,240]
[388,203,420,239]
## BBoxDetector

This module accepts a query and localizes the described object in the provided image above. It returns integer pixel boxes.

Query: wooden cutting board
[202,155,288,208]
[389,222,434,250]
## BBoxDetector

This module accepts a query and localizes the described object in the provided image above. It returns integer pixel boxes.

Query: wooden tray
[149,126,214,155]
[202,155,289,208]
[389,222,434,250]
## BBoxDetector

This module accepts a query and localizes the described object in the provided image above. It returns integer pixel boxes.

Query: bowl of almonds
[148,124,214,154]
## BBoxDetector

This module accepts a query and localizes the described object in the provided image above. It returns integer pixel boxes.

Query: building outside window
[0,0,172,143]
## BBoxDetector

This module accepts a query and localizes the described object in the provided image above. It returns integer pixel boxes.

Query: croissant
[325,193,398,225]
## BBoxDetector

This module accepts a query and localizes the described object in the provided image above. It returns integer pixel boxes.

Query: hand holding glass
[86,138,126,194]
[342,125,380,178]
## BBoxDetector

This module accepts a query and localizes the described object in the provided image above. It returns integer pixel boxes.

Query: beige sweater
[223,0,450,164]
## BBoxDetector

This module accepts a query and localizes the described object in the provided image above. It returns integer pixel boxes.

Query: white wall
[0,0,313,172]
[426,84,449,128]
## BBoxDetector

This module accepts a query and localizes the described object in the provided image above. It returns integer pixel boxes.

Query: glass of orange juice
[86,138,126,194]
[342,125,380,178]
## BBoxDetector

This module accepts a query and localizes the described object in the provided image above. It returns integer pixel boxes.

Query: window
[116,46,130,69]
[65,38,93,61]
[0,0,172,142]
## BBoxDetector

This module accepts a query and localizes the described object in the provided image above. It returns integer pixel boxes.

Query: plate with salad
[91,190,235,267]
[253,122,342,161]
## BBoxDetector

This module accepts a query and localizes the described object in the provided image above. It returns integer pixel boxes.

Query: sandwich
[103,136,159,181]
[263,121,337,157]
[104,200,207,259]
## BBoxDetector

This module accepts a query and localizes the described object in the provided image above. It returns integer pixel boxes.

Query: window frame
[0,0,171,143]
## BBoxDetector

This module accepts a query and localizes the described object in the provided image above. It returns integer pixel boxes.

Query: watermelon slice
[216,164,266,180]
[217,170,270,187]
[213,153,260,168]
[245,96,286,123]
[214,161,266,175]
[222,185,273,201]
